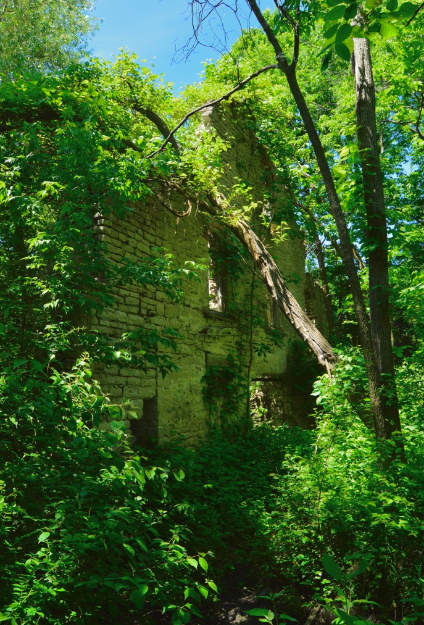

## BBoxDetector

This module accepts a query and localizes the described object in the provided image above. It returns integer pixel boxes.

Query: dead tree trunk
[196,193,338,370]
[230,219,336,370]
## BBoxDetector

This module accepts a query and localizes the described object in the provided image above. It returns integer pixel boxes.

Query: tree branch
[407,1,424,25]
[291,22,300,69]
[245,0,290,70]
[146,64,278,158]
[132,104,181,154]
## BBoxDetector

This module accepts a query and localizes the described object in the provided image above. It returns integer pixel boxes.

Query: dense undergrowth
[152,349,424,625]
[3,351,424,624]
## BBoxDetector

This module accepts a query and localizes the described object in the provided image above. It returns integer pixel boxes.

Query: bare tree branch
[174,0,249,62]
[146,64,278,158]
[154,194,192,219]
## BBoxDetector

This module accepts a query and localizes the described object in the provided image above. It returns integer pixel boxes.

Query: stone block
[107,386,123,397]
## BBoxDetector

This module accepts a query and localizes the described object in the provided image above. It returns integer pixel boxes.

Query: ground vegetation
[2,2,424,624]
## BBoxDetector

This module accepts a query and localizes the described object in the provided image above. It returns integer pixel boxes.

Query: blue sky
[92,0,249,91]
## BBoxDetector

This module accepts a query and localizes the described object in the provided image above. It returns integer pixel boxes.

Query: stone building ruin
[92,103,327,444]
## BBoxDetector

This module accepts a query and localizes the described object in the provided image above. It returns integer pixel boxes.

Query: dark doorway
[130,395,159,445]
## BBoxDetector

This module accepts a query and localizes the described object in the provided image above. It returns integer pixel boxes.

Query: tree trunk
[353,37,401,437]
[296,193,334,334]
[244,0,398,440]
[314,234,334,335]
[230,219,336,370]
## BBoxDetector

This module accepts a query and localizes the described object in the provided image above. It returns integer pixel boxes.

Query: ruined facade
[92,104,324,444]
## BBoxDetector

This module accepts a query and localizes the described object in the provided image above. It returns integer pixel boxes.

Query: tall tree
[0,0,97,75]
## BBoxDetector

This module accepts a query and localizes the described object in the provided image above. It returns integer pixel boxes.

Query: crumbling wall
[92,104,315,444]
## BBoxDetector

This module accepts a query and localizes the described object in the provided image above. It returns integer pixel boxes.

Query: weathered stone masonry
[92,104,325,443]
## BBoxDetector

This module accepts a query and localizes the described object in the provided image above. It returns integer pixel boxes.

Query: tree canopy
[0,0,97,75]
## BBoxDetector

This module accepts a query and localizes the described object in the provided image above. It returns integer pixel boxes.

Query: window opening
[208,233,228,312]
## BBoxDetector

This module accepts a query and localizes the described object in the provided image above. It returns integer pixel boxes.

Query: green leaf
[103,579,128,591]
[130,589,146,610]
[379,22,398,37]
[336,23,352,42]
[174,468,185,481]
[279,615,298,622]
[207,581,218,592]
[386,0,398,9]
[324,23,339,38]
[13,358,27,369]
[199,586,209,599]
[335,42,351,61]
[172,608,191,625]
[0,616,11,622]
[245,608,275,618]
[344,3,358,19]
[135,537,149,553]
[198,557,208,572]
[138,584,149,596]
[327,0,346,6]
[321,50,333,72]
[322,553,344,582]
[187,558,198,568]
[324,4,347,21]
[184,587,201,603]
[123,543,135,557]
[38,532,50,542]
[344,36,354,53]
[397,1,417,17]
[335,608,356,625]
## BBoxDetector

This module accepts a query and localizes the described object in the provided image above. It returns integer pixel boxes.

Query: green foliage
[255,355,424,619]
[0,358,212,624]
[0,0,97,75]
[319,0,421,64]
[202,355,247,425]
[0,59,211,624]
[3,6,424,624]
[0,59,202,373]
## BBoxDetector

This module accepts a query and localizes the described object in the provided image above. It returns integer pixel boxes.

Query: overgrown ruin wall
[91,103,325,444]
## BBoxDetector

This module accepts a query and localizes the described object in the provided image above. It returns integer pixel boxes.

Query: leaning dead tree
[229,217,336,370]
[134,90,338,372]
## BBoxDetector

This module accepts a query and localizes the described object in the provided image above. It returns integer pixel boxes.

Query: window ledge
[202,307,235,322]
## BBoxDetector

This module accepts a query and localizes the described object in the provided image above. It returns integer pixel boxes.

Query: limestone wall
[304,273,330,338]
[92,103,314,444]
